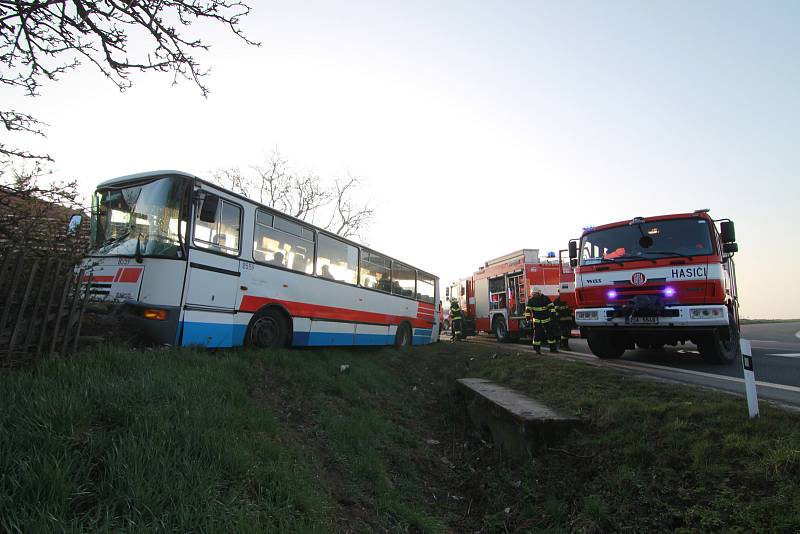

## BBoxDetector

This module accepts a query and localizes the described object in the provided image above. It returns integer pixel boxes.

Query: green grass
[1,340,799,532]
[0,347,330,533]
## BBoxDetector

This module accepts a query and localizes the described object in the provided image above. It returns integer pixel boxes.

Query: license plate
[628,316,658,324]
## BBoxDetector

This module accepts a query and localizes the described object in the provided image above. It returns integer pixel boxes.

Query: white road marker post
[740,339,759,418]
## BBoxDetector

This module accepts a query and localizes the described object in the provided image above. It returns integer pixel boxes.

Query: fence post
[37,260,63,356]
[60,268,85,356]
[0,255,26,337]
[8,260,38,355]
[49,268,75,357]
[70,274,93,355]
[22,259,54,352]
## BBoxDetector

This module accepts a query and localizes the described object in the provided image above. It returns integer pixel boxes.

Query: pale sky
[3,1,798,318]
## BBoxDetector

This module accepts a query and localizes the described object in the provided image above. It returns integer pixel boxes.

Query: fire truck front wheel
[587,332,626,359]
[697,316,740,364]
[246,307,291,349]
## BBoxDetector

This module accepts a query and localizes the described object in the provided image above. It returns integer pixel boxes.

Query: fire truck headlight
[690,307,724,319]
[663,286,676,298]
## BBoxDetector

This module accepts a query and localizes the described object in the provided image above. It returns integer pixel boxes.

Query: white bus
[82,170,440,348]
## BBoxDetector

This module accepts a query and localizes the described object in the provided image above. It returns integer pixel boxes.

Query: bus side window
[253,210,315,274]
[194,195,241,255]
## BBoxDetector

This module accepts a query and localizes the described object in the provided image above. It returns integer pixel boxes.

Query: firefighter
[524,296,533,326]
[553,290,574,350]
[450,299,463,342]
[529,288,558,353]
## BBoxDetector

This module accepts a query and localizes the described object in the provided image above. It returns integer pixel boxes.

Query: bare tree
[1,0,258,163]
[212,150,374,240]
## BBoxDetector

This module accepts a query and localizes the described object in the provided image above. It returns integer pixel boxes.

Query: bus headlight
[142,309,168,321]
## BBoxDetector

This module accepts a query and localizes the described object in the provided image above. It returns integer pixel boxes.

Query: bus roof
[94,170,438,281]
[97,170,198,189]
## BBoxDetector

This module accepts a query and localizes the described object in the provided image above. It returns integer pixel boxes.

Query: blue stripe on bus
[412,328,434,345]
[180,322,430,348]
[181,321,246,348]
[294,332,395,347]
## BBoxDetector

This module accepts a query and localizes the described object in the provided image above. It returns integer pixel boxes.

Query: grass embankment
[1,341,799,532]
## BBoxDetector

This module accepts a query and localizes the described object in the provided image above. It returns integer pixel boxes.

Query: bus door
[182,191,244,348]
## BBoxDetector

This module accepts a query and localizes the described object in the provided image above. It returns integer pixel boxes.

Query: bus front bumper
[120,301,182,346]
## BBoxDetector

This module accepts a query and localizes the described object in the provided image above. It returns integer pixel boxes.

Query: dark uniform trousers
[553,297,574,348]
[451,308,463,340]
[527,295,558,351]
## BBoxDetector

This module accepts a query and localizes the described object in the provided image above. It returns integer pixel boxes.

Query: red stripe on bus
[240,295,433,328]
[118,268,142,283]
[84,275,115,282]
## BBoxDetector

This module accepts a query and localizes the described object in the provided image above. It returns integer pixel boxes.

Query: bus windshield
[90,175,188,258]
[580,218,714,265]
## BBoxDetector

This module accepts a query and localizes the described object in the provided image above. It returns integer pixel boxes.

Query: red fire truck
[444,249,575,341]
[568,210,740,364]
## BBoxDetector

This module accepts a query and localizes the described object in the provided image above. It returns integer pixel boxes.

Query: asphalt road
[453,321,800,409]
[565,321,800,388]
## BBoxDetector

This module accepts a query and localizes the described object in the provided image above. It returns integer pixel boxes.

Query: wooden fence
[0,255,91,366]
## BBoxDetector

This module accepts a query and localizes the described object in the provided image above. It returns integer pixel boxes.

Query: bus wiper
[98,229,130,250]
[642,251,692,260]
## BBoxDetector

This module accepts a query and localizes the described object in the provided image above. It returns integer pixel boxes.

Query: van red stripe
[240,295,433,328]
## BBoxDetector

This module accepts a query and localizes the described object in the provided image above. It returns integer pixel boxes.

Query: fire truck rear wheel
[493,316,509,343]
[587,333,625,359]
[395,322,412,348]
[246,308,290,349]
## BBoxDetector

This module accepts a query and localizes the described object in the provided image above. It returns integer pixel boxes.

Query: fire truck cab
[569,210,740,364]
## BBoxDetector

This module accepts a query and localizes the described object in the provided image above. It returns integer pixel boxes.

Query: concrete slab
[456,378,581,460]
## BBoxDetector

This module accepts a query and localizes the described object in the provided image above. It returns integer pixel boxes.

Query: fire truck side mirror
[723,242,738,254]
[445,287,450,298]
[570,258,578,268]
[720,221,736,243]
[568,240,578,259]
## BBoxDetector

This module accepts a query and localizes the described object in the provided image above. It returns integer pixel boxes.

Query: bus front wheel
[247,308,290,349]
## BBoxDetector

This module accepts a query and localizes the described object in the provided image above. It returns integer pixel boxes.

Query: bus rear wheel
[247,308,289,349]
[395,323,412,348]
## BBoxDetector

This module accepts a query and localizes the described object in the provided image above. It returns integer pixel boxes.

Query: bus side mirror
[67,214,82,236]
[720,221,736,243]
[198,194,219,223]
[723,242,738,254]
[568,240,578,259]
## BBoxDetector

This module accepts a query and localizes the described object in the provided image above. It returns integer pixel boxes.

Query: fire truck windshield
[580,218,714,266]
[90,175,188,258]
